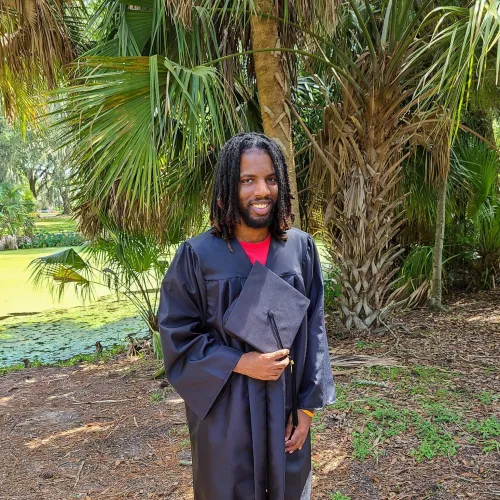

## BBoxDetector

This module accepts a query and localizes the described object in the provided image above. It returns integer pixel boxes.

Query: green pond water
[0,246,151,367]
[0,296,147,367]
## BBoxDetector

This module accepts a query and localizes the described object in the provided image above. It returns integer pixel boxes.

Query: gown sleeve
[158,242,243,420]
[298,236,336,411]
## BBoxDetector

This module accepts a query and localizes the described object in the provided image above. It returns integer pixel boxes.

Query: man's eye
[241,179,252,184]
[268,177,278,183]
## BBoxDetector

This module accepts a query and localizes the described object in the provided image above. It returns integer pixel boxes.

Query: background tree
[0,117,70,208]
[292,0,500,328]
[0,182,36,235]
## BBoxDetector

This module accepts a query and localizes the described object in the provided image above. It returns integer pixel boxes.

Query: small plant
[149,391,166,402]
[323,264,342,312]
[352,399,409,459]
[466,412,500,454]
[467,416,500,439]
[478,391,494,405]
[410,416,458,462]
[423,403,461,424]
[179,438,191,449]
[311,422,326,446]
[329,491,352,500]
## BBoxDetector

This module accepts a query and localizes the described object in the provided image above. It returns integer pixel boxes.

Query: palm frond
[0,0,85,121]
[29,247,96,300]
[51,55,239,234]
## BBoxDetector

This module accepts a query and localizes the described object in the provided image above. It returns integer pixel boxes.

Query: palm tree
[29,220,170,357]
[48,0,343,237]
[291,0,500,328]
[0,0,83,123]
[400,133,500,301]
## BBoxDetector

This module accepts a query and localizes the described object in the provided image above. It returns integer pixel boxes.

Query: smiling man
[159,132,335,500]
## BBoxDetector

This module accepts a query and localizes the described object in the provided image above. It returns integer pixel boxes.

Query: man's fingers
[285,430,301,448]
[285,428,308,453]
[271,349,289,360]
[277,357,290,368]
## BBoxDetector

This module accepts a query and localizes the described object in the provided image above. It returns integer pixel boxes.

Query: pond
[0,247,150,367]
[0,296,147,367]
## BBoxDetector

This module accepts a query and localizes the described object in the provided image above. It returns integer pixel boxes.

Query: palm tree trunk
[250,1,301,227]
[428,176,448,311]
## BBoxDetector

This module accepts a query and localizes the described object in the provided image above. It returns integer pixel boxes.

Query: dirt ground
[1,290,499,500]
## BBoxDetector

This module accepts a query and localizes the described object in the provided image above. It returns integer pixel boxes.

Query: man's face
[238,149,279,229]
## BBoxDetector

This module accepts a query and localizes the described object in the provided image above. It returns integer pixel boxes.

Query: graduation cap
[223,261,310,353]
[223,261,310,427]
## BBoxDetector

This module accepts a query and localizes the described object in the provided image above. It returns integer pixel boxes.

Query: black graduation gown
[158,228,336,500]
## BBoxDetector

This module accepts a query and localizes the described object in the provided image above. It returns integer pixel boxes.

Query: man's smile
[250,200,273,216]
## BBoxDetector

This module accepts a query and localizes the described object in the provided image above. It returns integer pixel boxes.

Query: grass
[329,492,352,500]
[34,215,77,233]
[150,391,166,402]
[311,366,499,466]
[0,344,126,376]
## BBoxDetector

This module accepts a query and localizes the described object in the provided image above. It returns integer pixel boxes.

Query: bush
[323,264,342,312]
[0,235,18,250]
[17,231,85,249]
[0,183,36,236]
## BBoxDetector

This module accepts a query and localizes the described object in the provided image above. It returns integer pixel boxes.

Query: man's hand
[285,411,312,454]
[233,350,289,381]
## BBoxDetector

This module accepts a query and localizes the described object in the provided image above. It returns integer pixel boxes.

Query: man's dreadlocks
[210,132,294,243]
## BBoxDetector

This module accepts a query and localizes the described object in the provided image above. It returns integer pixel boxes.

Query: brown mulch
[1,290,499,500]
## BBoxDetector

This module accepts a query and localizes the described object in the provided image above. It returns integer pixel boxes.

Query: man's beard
[238,200,275,229]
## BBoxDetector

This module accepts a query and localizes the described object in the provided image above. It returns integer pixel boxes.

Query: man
[159,132,335,500]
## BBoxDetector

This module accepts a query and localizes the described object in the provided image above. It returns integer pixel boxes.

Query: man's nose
[254,179,271,198]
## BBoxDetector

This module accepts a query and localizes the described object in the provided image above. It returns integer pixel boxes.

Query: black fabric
[223,261,309,429]
[158,228,336,500]
[223,261,310,353]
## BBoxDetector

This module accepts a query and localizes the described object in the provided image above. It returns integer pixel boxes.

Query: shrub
[17,231,85,249]
[0,183,36,236]
[323,264,342,312]
[0,235,18,250]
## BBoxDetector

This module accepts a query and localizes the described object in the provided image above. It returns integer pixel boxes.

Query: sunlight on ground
[466,313,500,325]
[313,448,348,474]
[27,422,113,449]
[47,392,75,401]
[79,355,143,373]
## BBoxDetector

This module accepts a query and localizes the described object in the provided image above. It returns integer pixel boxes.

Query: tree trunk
[428,176,448,311]
[28,173,37,199]
[330,120,406,330]
[250,1,301,228]
[61,189,71,215]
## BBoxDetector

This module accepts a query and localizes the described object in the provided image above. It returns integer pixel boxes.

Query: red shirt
[239,234,271,265]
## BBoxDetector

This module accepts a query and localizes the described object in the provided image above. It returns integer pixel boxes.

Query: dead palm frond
[0,0,84,120]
